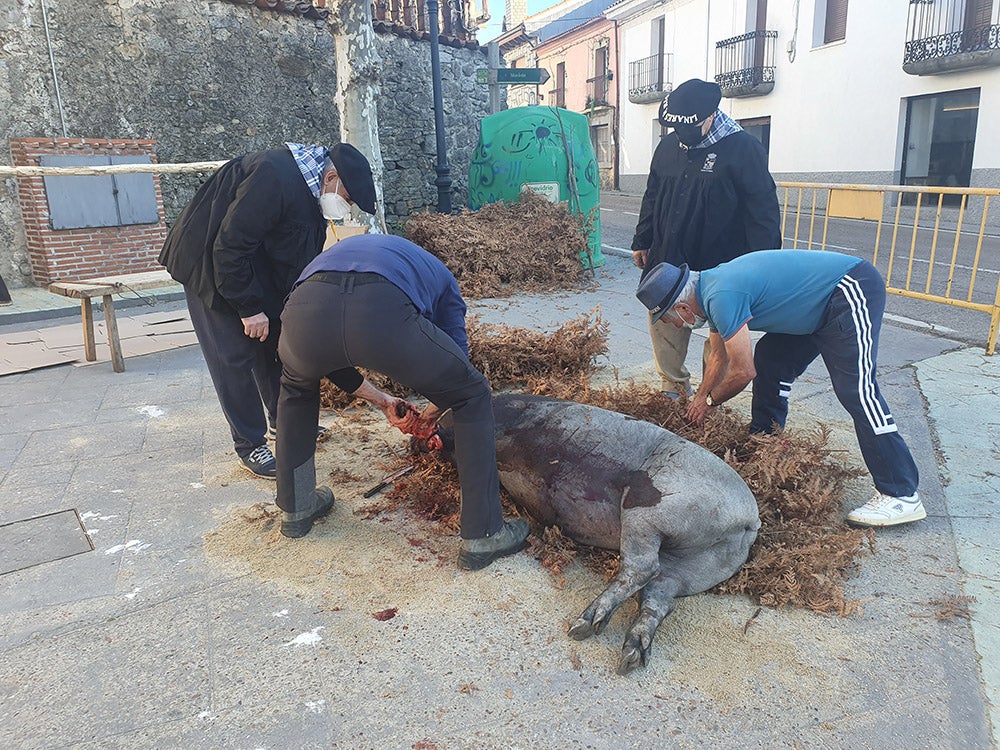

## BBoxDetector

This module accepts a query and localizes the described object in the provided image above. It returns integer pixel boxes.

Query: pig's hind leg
[568,510,663,641]
[616,572,681,675]
[617,527,759,674]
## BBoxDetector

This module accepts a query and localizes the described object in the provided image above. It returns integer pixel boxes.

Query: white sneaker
[846,492,926,527]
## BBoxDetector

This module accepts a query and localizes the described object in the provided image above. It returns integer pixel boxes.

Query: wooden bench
[48,269,180,372]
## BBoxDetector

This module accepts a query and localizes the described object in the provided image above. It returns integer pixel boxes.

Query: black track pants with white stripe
[749,260,919,498]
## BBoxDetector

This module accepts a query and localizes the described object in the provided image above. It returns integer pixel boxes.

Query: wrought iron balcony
[903,0,1000,75]
[628,53,672,104]
[714,30,777,98]
[586,72,613,107]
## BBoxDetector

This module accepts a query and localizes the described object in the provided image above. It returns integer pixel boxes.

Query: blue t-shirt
[296,234,469,355]
[696,250,864,339]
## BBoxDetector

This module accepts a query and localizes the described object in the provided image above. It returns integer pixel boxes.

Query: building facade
[608,0,1000,194]
[495,0,621,185]
[534,16,621,187]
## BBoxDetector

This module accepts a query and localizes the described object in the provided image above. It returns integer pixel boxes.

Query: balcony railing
[586,73,613,107]
[714,30,777,98]
[548,87,566,108]
[628,52,672,104]
[903,0,1000,75]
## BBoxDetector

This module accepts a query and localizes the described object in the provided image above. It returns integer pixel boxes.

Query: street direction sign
[476,68,551,85]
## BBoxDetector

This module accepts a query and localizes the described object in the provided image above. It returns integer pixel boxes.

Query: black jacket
[631,130,781,274]
[159,148,326,320]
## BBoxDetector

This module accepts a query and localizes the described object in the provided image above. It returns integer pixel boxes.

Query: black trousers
[750,261,919,498]
[276,272,503,539]
[184,288,281,459]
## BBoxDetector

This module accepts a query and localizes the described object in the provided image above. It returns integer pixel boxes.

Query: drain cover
[0,509,95,575]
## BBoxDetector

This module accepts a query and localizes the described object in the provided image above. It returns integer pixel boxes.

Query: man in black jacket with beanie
[159,142,376,478]
[632,79,781,397]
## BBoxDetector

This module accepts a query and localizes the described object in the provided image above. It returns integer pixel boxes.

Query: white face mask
[319,180,352,221]
[682,313,707,331]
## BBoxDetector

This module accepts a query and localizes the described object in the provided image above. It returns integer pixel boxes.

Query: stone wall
[0,0,491,288]
[376,32,491,230]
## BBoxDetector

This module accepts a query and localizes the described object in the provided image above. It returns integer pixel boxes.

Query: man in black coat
[631,79,781,397]
[159,142,376,478]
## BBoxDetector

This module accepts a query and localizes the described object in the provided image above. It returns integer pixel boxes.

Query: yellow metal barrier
[777,182,1000,355]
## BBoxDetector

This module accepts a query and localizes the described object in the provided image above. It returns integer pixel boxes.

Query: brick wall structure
[10,138,168,285]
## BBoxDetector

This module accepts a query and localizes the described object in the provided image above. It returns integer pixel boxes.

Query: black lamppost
[426,0,453,213]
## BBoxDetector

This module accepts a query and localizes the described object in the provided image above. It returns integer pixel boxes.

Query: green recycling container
[469,106,603,268]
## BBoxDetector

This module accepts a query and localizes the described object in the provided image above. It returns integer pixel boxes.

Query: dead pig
[490,394,760,674]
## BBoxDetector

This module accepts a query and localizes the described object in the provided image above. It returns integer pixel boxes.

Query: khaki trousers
[647,314,712,395]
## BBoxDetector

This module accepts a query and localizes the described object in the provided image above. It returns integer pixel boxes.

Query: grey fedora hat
[636,262,691,322]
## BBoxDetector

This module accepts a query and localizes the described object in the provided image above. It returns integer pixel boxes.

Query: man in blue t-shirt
[636,250,923,528]
[272,233,530,570]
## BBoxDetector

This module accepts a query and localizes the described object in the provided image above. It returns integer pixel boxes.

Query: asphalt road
[599,191,1000,350]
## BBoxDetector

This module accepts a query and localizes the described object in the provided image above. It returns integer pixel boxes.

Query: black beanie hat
[330,143,377,215]
[659,79,722,127]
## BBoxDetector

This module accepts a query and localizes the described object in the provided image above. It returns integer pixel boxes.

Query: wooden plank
[81,297,96,362]
[48,269,177,299]
[102,295,125,373]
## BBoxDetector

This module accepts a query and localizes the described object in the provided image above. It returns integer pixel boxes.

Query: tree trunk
[331,2,385,232]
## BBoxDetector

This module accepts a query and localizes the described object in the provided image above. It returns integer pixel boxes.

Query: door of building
[739,116,771,158]
[901,88,980,202]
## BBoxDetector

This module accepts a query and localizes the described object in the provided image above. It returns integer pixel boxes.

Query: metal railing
[587,73,612,106]
[548,87,566,108]
[904,0,1000,70]
[714,30,777,96]
[777,181,1000,354]
[628,52,672,102]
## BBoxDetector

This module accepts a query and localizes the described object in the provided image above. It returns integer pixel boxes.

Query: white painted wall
[612,0,1000,184]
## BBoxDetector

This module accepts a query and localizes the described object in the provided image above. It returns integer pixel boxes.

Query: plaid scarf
[691,109,743,150]
[286,142,329,199]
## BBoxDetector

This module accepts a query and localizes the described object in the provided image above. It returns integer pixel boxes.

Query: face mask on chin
[682,313,707,331]
[320,190,352,221]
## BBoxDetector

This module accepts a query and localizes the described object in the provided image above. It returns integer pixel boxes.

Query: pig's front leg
[617,572,681,675]
[568,511,663,640]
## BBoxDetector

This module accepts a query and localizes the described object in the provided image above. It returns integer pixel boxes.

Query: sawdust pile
[381,375,873,616]
[319,309,609,410]
[404,192,595,299]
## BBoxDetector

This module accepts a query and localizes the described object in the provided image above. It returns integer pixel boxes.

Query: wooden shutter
[41,154,158,230]
[41,155,118,230]
[824,0,848,44]
[966,0,992,30]
[110,155,159,226]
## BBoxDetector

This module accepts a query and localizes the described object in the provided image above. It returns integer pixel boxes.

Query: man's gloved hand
[387,400,419,432]
[387,400,439,439]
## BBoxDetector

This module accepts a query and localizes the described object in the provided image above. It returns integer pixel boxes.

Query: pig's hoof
[568,619,594,640]
[616,645,646,675]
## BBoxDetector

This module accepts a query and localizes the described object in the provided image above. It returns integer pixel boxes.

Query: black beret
[659,79,722,127]
[330,143,377,215]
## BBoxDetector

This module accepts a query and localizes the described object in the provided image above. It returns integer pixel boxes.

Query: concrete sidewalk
[0,255,997,749]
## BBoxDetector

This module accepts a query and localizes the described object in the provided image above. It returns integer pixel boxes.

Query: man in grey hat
[631,78,781,397]
[635,251,924,529]
[159,141,376,479]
